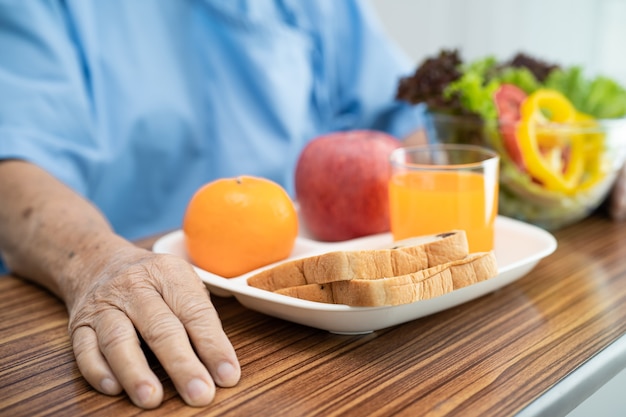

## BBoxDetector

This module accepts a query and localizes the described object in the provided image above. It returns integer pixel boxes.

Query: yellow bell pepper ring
[519,89,577,123]
[572,112,606,191]
[515,89,587,193]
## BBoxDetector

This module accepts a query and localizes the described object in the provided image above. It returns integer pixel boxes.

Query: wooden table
[2,214,626,417]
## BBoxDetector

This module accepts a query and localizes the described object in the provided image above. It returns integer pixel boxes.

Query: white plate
[153,216,557,334]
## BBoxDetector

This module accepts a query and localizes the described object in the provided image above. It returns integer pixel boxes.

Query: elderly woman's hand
[67,247,240,409]
[0,161,240,409]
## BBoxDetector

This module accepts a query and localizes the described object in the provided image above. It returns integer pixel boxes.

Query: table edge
[516,332,626,417]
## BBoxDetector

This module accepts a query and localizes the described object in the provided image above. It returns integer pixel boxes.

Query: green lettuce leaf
[443,56,499,121]
[440,54,626,120]
[443,56,544,122]
[545,67,626,118]
[496,67,542,94]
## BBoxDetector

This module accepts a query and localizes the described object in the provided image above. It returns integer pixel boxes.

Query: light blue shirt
[0,0,424,244]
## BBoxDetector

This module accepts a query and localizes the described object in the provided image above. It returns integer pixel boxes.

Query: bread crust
[275,251,498,306]
[246,231,469,291]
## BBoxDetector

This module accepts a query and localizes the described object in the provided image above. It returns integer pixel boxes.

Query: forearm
[0,159,135,306]
[0,159,241,407]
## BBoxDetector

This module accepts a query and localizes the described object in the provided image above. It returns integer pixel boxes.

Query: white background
[371,0,626,86]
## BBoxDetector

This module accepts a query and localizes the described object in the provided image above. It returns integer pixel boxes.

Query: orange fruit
[183,176,298,278]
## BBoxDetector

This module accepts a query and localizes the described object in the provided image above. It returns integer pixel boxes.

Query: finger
[126,290,218,407]
[93,309,164,409]
[72,325,123,396]
[164,280,241,387]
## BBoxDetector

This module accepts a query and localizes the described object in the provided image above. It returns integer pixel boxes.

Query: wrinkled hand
[67,248,240,409]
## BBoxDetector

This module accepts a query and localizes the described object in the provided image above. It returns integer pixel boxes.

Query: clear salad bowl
[426,112,626,230]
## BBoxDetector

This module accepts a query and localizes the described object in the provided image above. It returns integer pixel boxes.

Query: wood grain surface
[2,215,626,416]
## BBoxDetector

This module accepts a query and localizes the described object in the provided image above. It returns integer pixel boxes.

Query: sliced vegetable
[494,84,527,170]
[572,112,606,190]
[516,89,583,192]
[396,49,624,215]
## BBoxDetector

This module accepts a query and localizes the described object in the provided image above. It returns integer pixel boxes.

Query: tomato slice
[494,84,527,170]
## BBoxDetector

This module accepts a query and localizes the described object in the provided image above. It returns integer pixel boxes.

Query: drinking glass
[389,144,500,252]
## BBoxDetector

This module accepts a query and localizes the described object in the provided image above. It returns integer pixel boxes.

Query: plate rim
[153,215,557,316]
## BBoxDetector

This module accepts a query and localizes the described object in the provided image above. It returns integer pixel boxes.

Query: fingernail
[186,378,211,403]
[136,383,156,405]
[100,377,118,394]
[217,361,238,383]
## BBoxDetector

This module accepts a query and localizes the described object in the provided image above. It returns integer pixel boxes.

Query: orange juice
[389,170,498,252]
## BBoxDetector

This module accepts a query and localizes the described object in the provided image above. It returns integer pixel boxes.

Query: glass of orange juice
[389,144,499,252]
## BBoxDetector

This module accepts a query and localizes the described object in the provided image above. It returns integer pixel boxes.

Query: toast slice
[275,251,498,307]
[247,230,469,291]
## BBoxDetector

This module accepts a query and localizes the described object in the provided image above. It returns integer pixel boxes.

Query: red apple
[295,130,401,241]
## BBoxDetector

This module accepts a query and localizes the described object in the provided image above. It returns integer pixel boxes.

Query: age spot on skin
[22,206,33,219]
